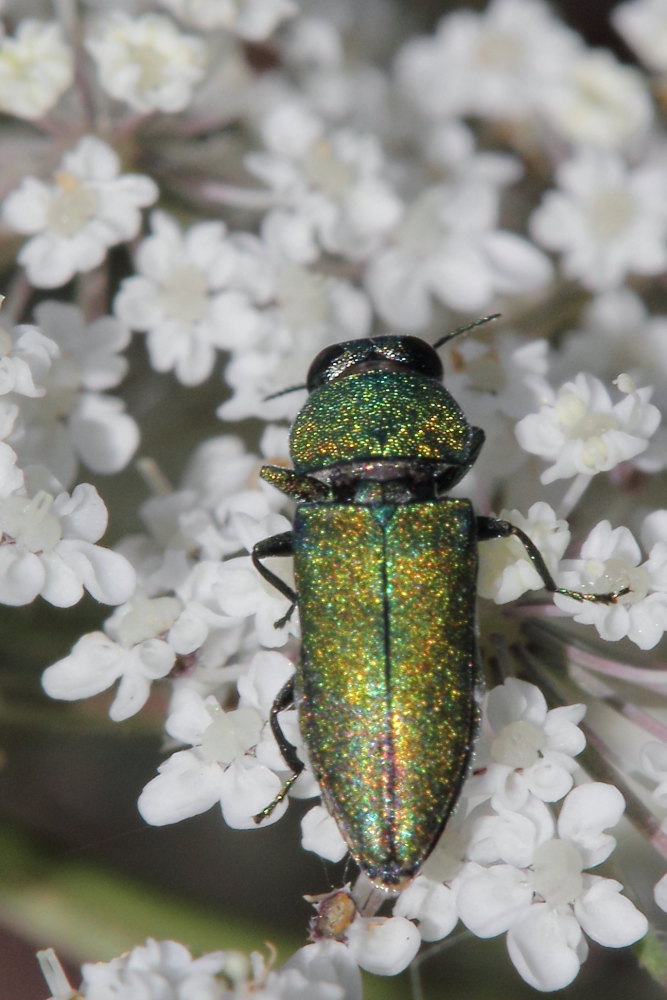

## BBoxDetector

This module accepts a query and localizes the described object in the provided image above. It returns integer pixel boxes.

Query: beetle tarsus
[253,772,300,823]
[274,600,297,629]
[555,584,631,604]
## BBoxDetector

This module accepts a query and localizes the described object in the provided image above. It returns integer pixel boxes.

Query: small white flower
[3,135,158,289]
[395,0,580,121]
[170,560,248,653]
[237,650,317,795]
[554,513,667,650]
[35,300,130,392]
[43,938,362,1000]
[138,690,288,830]
[80,939,227,999]
[465,797,556,870]
[457,783,647,991]
[613,0,667,73]
[236,649,296,718]
[0,320,58,398]
[114,211,259,386]
[539,48,653,148]
[366,181,551,331]
[465,678,586,808]
[0,478,136,607]
[214,545,297,649]
[554,290,667,394]
[143,654,305,830]
[443,333,550,424]
[218,748,292,830]
[218,260,371,421]
[515,372,661,483]
[530,148,667,290]
[555,294,667,476]
[182,434,259,511]
[86,12,206,114]
[158,0,296,40]
[277,941,363,1000]
[0,20,73,120]
[42,594,179,721]
[246,103,402,260]
[10,301,139,485]
[478,502,572,604]
[0,442,23,497]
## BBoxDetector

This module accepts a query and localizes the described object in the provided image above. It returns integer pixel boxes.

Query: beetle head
[306,335,443,391]
[306,315,500,392]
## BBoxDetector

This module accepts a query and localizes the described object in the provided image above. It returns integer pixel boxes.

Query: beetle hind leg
[478,516,630,604]
[254,678,305,823]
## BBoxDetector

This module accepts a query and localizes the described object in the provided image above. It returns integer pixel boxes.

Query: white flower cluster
[3,135,158,289]
[0,0,665,996]
[38,681,649,994]
[40,938,363,1000]
[0,305,135,608]
[394,680,647,991]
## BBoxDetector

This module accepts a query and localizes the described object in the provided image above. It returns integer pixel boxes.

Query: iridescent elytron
[253,324,627,890]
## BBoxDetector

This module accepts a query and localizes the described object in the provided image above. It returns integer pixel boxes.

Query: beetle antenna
[433,313,501,349]
[264,383,307,401]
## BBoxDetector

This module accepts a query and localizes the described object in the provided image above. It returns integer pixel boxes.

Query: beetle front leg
[477,516,630,604]
[252,531,298,628]
[254,677,305,823]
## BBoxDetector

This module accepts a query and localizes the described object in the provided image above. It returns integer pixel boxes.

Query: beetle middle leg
[252,531,298,628]
[254,677,305,823]
[477,516,630,604]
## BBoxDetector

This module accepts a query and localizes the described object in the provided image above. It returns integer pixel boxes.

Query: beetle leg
[252,531,298,627]
[254,677,305,823]
[261,465,331,501]
[477,516,630,604]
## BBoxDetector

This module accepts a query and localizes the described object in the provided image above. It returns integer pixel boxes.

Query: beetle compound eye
[385,336,443,380]
[306,342,351,390]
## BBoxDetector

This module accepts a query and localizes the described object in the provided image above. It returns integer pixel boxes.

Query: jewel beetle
[252,318,626,891]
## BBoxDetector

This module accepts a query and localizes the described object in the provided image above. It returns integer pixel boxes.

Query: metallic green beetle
[253,322,626,891]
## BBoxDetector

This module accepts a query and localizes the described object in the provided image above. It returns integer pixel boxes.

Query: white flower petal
[557,782,625,866]
[456,864,532,937]
[393,876,458,942]
[0,546,44,605]
[282,941,362,1000]
[507,904,584,992]
[346,916,420,976]
[138,749,224,825]
[574,876,648,947]
[300,805,347,863]
[218,756,288,828]
[42,633,124,700]
[53,541,136,605]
